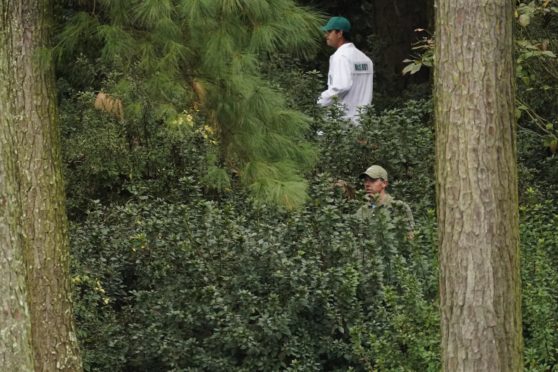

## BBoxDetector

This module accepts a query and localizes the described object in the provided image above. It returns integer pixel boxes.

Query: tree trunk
[434,0,523,370]
[0,54,34,372]
[1,0,82,370]
[0,160,35,368]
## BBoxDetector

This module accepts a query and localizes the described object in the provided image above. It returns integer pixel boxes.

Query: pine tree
[58,0,322,208]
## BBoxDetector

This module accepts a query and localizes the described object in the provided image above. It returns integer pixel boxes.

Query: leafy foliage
[71,174,440,371]
[400,1,558,193]
[61,84,440,368]
[57,0,323,208]
[55,2,558,370]
[65,91,558,370]
[514,0,558,198]
[520,192,558,370]
[402,30,434,76]
[313,99,434,210]
[59,89,213,217]
[64,86,558,371]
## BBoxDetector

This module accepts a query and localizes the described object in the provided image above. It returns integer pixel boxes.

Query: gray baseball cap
[359,165,388,181]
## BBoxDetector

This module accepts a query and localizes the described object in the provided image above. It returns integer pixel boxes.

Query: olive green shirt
[355,193,415,234]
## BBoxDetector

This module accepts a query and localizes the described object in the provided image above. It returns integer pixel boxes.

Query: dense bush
[312,99,434,210]
[63,82,558,370]
[520,192,558,370]
[70,175,439,371]
[59,87,217,218]
[59,29,558,367]
[57,65,438,367]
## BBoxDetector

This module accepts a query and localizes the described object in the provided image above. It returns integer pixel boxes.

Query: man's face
[363,176,387,196]
[325,30,343,48]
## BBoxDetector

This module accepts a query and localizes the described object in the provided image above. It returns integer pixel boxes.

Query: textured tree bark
[1,0,82,370]
[434,0,523,370]
[0,24,35,369]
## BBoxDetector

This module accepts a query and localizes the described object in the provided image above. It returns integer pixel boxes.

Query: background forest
[51,0,558,370]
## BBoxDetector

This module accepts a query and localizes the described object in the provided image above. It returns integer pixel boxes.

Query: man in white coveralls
[317,16,374,124]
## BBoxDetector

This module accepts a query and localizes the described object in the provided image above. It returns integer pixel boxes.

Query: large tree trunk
[0,157,34,369]
[0,58,34,372]
[434,0,523,370]
[1,1,82,370]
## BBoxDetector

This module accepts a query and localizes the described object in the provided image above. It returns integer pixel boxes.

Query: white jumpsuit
[317,43,374,123]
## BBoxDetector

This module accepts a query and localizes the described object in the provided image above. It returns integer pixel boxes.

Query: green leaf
[519,14,531,27]
[402,62,421,75]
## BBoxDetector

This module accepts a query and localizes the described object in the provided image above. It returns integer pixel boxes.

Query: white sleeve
[317,54,353,107]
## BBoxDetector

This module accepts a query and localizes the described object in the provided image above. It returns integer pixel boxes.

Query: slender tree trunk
[434,0,523,370]
[1,0,82,370]
[0,42,34,371]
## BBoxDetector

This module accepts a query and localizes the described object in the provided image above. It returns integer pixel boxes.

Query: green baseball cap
[359,165,388,181]
[320,16,351,32]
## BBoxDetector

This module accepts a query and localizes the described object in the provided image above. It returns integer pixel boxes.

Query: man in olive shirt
[355,165,414,239]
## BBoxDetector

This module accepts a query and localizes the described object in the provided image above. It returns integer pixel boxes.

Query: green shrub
[60,55,558,369]
[70,175,439,371]
[313,99,434,210]
[59,89,214,217]
[520,194,558,371]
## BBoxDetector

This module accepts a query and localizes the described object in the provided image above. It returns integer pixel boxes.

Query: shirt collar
[365,193,392,207]
[337,42,354,51]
